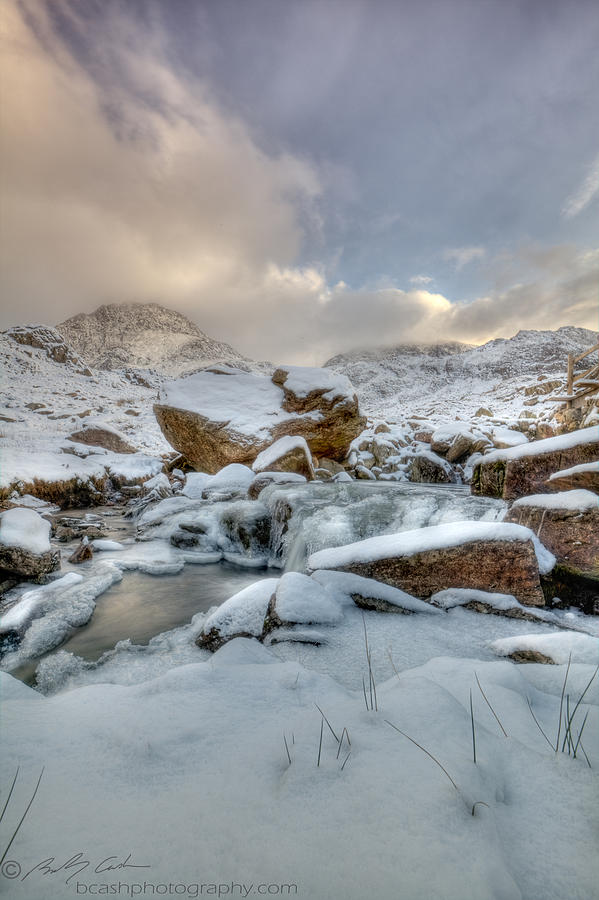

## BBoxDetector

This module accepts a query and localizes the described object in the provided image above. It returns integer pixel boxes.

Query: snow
[158,369,298,438]
[432,588,522,610]
[308,521,556,574]
[203,463,255,494]
[106,452,164,482]
[312,569,443,614]
[481,426,598,464]
[275,364,355,401]
[181,471,212,498]
[90,539,125,551]
[548,461,599,482]
[0,447,107,490]
[511,489,599,511]
[1,650,597,900]
[490,426,529,447]
[273,572,343,625]
[491,632,599,665]
[252,435,312,472]
[201,578,279,640]
[0,507,51,554]
[0,573,83,631]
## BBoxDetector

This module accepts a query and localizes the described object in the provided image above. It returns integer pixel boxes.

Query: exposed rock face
[506,494,599,573]
[409,452,454,484]
[308,523,547,606]
[5,325,92,375]
[69,425,137,454]
[154,365,365,473]
[508,649,555,664]
[472,427,599,499]
[247,472,307,500]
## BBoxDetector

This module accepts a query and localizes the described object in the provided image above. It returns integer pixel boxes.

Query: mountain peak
[57,302,244,376]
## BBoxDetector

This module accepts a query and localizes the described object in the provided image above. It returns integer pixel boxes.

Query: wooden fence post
[566,353,574,409]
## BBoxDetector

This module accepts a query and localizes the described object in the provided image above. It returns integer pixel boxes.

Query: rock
[317,457,346,475]
[508,650,555,664]
[68,539,93,564]
[262,572,342,635]
[505,491,598,573]
[69,425,137,454]
[308,522,548,606]
[541,566,599,616]
[247,472,307,500]
[545,462,599,493]
[252,435,315,480]
[474,407,493,418]
[471,426,599,499]
[154,365,365,473]
[0,508,60,581]
[413,430,433,443]
[409,451,454,483]
[196,579,279,651]
[6,325,92,375]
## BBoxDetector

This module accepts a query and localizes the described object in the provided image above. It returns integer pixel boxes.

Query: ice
[262,481,506,569]
[0,573,83,631]
[202,578,279,641]
[308,520,556,574]
[0,507,51,554]
[491,632,599,665]
[252,435,312,472]
[511,489,599,511]
[90,539,125,551]
[181,471,212,498]
[0,564,123,671]
[273,572,343,625]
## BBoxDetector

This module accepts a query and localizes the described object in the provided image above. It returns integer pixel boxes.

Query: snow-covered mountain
[325,326,598,422]
[58,302,246,377]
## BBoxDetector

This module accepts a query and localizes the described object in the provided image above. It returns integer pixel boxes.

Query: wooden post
[566,353,574,409]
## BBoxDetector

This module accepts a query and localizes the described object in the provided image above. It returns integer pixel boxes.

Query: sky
[1,0,598,363]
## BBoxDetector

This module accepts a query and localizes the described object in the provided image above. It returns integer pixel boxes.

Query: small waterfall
[261,481,506,572]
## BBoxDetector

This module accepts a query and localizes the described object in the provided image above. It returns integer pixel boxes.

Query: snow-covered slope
[58,302,246,377]
[326,327,597,422]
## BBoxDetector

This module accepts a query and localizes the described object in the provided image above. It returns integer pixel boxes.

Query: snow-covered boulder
[430,425,490,462]
[0,508,60,581]
[252,435,315,479]
[69,422,138,454]
[472,426,599,500]
[196,579,279,650]
[154,364,365,473]
[308,521,553,606]
[490,632,599,665]
[263,571,343,634]
[546,462,599,494]
[506,490,599,574]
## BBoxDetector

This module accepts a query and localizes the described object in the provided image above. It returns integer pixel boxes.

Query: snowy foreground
[2,634,598,900]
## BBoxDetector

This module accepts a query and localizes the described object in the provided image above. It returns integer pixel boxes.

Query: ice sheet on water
[1,564,123,671]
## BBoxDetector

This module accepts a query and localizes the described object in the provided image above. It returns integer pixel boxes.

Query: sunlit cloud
[443,246,486,271]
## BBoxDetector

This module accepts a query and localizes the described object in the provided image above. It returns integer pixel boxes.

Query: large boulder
[506,491,598,573]
[308,521,552,606]
[0,508,60,581]
[471,426,599,499]
[545,462,599,493]
[154,364,365,473]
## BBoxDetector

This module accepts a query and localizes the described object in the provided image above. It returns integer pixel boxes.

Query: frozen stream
[4,481,596,695]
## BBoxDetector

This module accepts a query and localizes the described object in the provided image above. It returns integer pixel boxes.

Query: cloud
[562,151,599,219]
[409,275,434,286]
[443,246,486,271]
[0,0,321,327]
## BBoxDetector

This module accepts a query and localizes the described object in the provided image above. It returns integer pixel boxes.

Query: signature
[20,852,151,884]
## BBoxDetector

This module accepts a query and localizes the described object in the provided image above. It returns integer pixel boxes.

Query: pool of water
[12,562,272,684]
